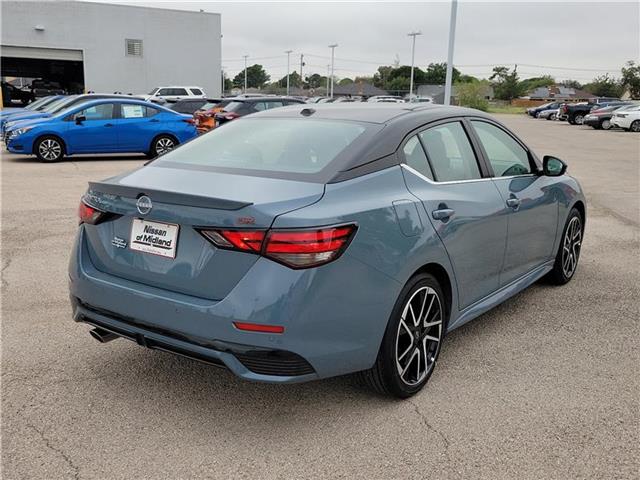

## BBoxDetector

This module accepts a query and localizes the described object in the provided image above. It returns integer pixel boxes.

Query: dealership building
[1,1,222,96]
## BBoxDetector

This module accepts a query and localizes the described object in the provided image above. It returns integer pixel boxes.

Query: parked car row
[526,99,640,132]
[2,93,198,162]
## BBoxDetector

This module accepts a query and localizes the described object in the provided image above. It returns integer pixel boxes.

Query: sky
[91,1,639,83]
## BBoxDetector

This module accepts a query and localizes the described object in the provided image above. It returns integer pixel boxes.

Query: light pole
[285,50,293,95]
[242,54,249,93]
[221,66,225,95]
[408,31,422,100]
[444,0,458,106]
[326,64,330,96]
[328,44,338,98]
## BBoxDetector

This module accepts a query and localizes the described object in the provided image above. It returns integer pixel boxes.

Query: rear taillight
[78,200,106,225]
[199,224,357,269]
[220,112,240,121]
[183,118,195,124]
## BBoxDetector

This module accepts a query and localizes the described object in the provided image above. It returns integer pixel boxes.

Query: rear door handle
[506,197,521,209]
[149,119,160,123]
[104,123,114,127]
[432,208,455,221]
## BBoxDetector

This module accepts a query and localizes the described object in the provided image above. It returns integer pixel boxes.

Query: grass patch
[487,104,526,114]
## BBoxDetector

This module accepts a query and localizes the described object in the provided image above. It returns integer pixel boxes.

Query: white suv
[144,86,206,103]
[611,105,640,132]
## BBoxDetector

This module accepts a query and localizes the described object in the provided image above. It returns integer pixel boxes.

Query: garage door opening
[1,45,84,106]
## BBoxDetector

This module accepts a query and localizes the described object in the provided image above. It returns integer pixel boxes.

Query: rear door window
[189,88,203,95]
[172,88,188,96]
[121,104,146,118]
[419,122,481,182]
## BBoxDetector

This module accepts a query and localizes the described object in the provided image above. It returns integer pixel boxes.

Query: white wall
[1,1,221,96]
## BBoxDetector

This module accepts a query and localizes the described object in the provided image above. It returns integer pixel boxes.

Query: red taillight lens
[201,229,265,252]
[199,224,357,269]
[265,226,356,268]
[78,200,105,225]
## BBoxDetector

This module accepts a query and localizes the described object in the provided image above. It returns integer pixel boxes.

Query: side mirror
[543,155,567,176]
[75,115,86,125]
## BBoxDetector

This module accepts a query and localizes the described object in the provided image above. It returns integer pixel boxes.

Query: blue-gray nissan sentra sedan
[69,104,585,397]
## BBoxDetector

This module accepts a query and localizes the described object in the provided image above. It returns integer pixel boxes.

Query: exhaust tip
[90,327,119,343]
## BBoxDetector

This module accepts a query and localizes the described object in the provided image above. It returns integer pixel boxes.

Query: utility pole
[407,31,422,100]
[300,54,304,84]
[326,64,330,96]
[243,54,249,93]
[221,66,225,95]
[444,0,458,106]
[328,44,338,98]
[285,50,293,95]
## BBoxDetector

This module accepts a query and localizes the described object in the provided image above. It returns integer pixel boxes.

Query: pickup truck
[560,99,626,125]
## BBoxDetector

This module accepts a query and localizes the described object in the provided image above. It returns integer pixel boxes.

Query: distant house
[416,84,494,104]
[526,85,596,102]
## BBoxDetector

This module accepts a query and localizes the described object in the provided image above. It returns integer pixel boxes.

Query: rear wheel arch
[411,262,453,325]
[571,200,586,230]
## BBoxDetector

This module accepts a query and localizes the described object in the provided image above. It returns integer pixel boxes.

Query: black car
[214,97,306,126]
[1,81,34,106]
[169,98,219,115]
[561,100,625,125]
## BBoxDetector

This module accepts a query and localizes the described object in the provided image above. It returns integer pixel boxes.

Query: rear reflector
[233,322,285,334]
[199,224,357,269]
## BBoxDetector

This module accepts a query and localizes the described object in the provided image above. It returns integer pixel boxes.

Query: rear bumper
[69,227,399,383]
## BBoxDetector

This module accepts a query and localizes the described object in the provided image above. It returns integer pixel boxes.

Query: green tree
[621,61,640,99]
[519,75,555,93]
[560,79,583,89]
[583,74,624,98]
[456,81,489,111]
[305,73,326,89]
[373,66,395,88]
[232,64,270,89]
[423,62,460,84]
[490,65,524,101]
[276,71,302,88]
[458,74,480,83]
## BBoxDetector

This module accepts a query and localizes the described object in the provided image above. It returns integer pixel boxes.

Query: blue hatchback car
[69,104,585,397]
[5,98,197,161]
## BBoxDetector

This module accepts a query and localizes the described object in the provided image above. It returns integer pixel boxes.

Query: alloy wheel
[631,121,640,133]
[562,216,582,278]
[38,139,62,161]
[575,114,584,125]
[395,286,443,386]
[601,119,611,130]
[155,137,175,155]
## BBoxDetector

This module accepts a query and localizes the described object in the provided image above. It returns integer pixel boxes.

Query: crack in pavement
[408,399,452,462]
[25,423,81,480]
[1,256,13,289]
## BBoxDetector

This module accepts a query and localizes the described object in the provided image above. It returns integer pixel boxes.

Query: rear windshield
[154,118,373,180]
[199,101,223,111]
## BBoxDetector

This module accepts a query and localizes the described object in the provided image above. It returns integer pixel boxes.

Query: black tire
[630,120,640,133]
[546,208,583,285]
[534,112,540,118]
[34,135,65,162]
[568,115,576,125]
[147,134,177,158]
[574,113,585,125]
[359,273,447,398]
[601,119,612,130]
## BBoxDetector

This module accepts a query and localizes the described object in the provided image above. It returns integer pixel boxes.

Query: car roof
[251,103,488,124]
[232,96,305,103]
[245,103,498,182]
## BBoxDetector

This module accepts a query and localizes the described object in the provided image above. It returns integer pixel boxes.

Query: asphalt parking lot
[1,115,638,479]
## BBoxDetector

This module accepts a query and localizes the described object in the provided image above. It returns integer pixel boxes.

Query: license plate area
[130,218,179,259]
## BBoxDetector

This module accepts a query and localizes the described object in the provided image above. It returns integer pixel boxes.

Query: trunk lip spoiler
[87,181,253,211]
